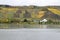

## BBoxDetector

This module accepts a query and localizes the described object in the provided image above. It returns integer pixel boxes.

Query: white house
[40,19,47,22]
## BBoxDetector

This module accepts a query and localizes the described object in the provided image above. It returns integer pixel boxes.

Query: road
[0,29,60,40]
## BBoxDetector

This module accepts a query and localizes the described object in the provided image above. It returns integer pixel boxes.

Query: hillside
[0,5,60,22]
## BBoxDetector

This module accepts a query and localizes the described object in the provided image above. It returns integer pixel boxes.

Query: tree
[23,19,28,22]
[47,20,53,24]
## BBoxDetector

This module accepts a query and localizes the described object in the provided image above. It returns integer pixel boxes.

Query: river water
[0,29,60,40]
[0,24,60,29]
[0,24,60,40]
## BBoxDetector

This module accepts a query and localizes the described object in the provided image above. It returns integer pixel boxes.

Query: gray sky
[0,0,60,6]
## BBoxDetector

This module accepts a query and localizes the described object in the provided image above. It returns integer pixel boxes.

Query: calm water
[0,24,60,29]
[0,29,60,40]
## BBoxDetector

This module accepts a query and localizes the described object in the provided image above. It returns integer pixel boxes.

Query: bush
[47,20,53,24]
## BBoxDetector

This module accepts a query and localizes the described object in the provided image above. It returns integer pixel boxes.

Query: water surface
[0,24,60,29]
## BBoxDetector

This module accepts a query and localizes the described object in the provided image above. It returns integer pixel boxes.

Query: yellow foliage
[48,8,60,15]
[2,8,18,12]
[37,11,45,18]
[1,19,9,22]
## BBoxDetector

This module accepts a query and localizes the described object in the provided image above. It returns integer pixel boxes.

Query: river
[0,24,60,29]
[0,24,60,40]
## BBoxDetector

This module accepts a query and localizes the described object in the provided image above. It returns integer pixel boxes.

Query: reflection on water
[0,24,60,29]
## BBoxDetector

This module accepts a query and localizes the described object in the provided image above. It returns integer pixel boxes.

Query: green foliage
[47,20,53,24]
